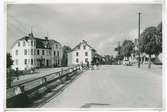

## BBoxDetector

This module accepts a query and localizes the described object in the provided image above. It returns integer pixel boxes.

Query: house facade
[68,40,96,66]
[11,33,63,70]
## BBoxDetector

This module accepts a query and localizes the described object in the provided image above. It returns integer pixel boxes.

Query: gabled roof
[48,39,61,46]
[10,33,60,49]
[72,40,96,52]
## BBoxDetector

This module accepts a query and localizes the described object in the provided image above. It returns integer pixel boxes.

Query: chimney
[28,32,34,38]
[82,40,87,43]
[45,37,48,40]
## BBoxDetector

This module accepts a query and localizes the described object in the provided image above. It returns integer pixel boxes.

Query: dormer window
[56,44,58,49]
[83,45,86,50]
[44,41,49,48]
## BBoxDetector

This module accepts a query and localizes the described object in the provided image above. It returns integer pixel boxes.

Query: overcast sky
[7,4,162,56]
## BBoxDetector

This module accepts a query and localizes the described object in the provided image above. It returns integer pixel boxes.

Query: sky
[7,4,162,56]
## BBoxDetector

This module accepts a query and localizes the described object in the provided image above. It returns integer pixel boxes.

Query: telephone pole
[138,12,142,68]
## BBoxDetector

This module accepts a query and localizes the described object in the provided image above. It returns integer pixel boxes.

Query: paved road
[42,65,162,108]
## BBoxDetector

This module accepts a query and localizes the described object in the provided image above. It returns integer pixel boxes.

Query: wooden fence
[7,65,83,108]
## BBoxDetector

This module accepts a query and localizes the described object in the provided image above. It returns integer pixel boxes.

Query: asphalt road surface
[42,65,162,108]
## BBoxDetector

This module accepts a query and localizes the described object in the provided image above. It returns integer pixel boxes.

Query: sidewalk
[13,67,68,85]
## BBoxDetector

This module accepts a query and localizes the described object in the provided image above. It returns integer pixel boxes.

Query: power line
[8,15,29,34]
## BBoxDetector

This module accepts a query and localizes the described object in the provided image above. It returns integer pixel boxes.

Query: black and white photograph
[5,2,164,110]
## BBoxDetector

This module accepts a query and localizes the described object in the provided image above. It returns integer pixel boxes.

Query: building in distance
[68,40,101,66]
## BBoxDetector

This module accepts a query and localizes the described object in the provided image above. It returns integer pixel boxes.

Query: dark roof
[11,33,60,49]
[35,38,51,49]
[72,40,96,52]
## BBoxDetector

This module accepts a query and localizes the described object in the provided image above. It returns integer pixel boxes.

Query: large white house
[11,33,63,70]
[68,40,97,66]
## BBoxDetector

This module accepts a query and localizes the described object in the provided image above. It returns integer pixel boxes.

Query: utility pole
[118,41,121,65]
[138,12,142,68]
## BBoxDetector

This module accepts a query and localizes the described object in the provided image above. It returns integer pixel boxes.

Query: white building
[68,40,96,66]
[11,33,63,70]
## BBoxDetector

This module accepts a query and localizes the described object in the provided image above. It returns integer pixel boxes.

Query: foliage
[156,22,162,53]
[61,46,72,66]
[139,24,162,68]
[7,53,13,68]
[103,55,114,64]
[114,43,124,61]
[139,26,161,56]
[121,40,135,58]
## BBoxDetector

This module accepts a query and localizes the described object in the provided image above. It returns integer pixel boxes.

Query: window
[47,50,49,56]
[34,49,36,55]
[57,60,59,65]
[24,49,27,55]
[24,59,27,64]
[76,58,79,63]
[42,50,45,55]
[28,59,30,64]
[56,44,58,48]
[49,51,51,55]
[34,59,36,65]
[85,52,88,56]
[28,49,30,55]
[83,45,86,50]
[57,51,59,56]
[85,58,88,62]
[78,46,80,49]
[18,42,20,47]
[15,50,18,55]
[23,41,25,46]
[16,59,18,65]
[31,40,33,46]
[34,41,36,46]
[28,40,30,46]
[37,49,40,55]
[76,52,79,56]
[31,49,33,55]
[31,59,33,65]
[54,51,56,56]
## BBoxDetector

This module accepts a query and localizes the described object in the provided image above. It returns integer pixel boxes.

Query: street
[42,65,162,108]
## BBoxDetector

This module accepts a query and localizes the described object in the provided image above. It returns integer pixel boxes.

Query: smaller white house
[68,40,96,66]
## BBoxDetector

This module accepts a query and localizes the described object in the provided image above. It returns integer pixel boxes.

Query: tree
[121,40,135,60]
[7,53,13,88]
[61,46,72,66]
[114,43,123,64]
[139,26,161,68]
[156,22,162,53]
[7,53,13,68]
[104,55,114,65]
